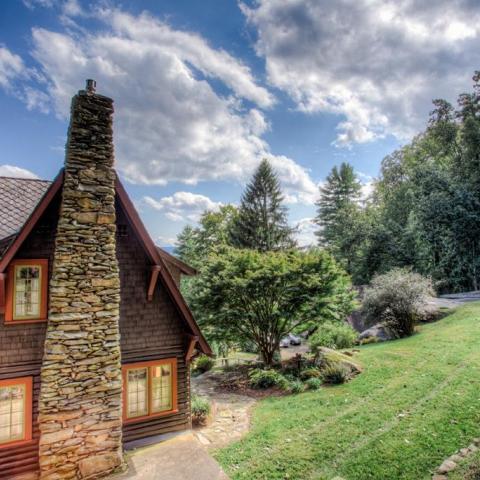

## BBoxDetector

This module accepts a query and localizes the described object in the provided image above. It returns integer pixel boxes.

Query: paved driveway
[112,433,229,480]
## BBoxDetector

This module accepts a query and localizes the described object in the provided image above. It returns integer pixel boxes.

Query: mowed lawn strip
[215,303,480,480]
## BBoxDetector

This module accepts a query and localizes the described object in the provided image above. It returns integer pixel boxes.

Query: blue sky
[1,0,479,247]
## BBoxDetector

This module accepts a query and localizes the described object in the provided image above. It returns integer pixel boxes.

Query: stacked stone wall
[38,86,124,480]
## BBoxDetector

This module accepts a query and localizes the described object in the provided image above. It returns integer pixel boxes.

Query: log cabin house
[0,80,212,479]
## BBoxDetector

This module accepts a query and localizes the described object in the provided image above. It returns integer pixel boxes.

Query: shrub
[322,364,349,385]
[305,377,322,390]
[362,268,434,337]
[249,368,288,389]
[191,395,211,425]
[288,380,305,394]
[309,321,358,351]
[195,355,215,373]
[300,368,322,381]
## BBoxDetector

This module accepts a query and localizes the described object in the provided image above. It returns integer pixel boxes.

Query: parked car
[288,334,302,346]
[280,334,302,347]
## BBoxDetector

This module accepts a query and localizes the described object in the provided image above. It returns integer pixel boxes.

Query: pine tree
[231,159,295,251]
[315,163,363,273]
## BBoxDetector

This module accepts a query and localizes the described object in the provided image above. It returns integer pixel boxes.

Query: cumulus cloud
[242,0,480,146]
[0,164,39,179]
[17,8,317,204]
[143,191,223,222]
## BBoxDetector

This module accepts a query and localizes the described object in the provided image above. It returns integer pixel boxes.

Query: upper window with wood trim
[122,359,178,423]
[0,377,33,448]
[5,259,48,323]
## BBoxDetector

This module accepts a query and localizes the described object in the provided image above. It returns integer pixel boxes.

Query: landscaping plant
[194,354,215,373]
[190,247,355,366]
[309,321,358,351]
[321,364,349,385]
[305,377,322,390]
[362,268,434,337]
[248,368,288,390]
[191,395,211,426]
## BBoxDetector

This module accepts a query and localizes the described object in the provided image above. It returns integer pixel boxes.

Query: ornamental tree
[189,247,355,366]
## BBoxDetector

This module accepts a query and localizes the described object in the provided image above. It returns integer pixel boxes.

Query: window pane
[151,364,172,413]
[127,368,148,418]
[0,385,25,444]
[14,265,42,319]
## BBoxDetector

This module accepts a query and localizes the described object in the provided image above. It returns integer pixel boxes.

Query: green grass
[215,303,480,480]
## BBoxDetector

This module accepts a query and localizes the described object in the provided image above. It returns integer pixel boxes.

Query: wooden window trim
[5,259,48,324]
[122,359,178,424]
[0,376,33,449]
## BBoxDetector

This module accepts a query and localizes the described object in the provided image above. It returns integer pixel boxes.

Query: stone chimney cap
[86,79,96,93]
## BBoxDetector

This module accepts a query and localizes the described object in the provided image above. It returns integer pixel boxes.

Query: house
[0,80,212,480]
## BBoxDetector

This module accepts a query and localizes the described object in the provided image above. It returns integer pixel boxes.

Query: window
[122,359,177,422]
[5,259,48,323]
[0,377,33,448]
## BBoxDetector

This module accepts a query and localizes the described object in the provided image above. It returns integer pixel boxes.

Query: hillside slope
[216,303,480,479]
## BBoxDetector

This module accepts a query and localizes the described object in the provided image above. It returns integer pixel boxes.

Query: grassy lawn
[215,303,480,480]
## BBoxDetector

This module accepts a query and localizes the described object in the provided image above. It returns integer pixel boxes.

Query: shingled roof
[0,176,195,275]
[0,176,51,241]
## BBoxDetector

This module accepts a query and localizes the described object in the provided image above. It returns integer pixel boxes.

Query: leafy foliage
[362,268,434,337]
[231,159,295,251]
[321,364,349,385]
[315,73,480,292]
[288,379,305,394]
[309,321,358,351]
[191,395,211,424]
[194,354,215,373]
[249,368,288,389]
[189,247,355,365]
[305,377,322,390]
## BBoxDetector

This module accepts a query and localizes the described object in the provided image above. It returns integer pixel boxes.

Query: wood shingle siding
[116,203,191,442]
[0,193,60,478]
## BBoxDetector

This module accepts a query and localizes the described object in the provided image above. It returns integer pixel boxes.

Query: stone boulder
[359,323,396,342]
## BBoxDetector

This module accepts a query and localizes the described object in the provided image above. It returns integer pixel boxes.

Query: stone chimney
[38,81,124,479]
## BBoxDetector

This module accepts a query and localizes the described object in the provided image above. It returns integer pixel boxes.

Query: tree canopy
[189,247,355,365]
[231,159,295,251]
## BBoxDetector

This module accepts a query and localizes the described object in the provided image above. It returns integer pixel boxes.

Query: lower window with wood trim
[122,359,178,423]
[0,377,33,448]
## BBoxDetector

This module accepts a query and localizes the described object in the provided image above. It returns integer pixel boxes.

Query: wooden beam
[147,265,162,301]
[0,273,5,314]
[185,335,199,362]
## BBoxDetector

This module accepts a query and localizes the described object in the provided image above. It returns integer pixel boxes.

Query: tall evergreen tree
[314,163,364,274]
[231,159,295,251]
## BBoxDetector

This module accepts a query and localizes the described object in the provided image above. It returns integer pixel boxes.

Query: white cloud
[0,46,27,89]
[19,8,317,204]
[143,191,223,222]
[242,0,480,146]
[360,181,374,202]
[0,164,39,179]
[295,217,317,247]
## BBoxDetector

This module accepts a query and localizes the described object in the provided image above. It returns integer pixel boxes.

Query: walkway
[113,433,228,480]
[192,370,256,449]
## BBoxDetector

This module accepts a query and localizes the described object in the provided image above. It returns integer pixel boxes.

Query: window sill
[0,437,35,450]
[123,409,179,425]
[4,318,47,325]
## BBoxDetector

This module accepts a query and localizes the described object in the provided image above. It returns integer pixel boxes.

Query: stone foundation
[38,82,124,479]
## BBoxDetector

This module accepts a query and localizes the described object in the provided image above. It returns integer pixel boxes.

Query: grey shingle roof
[0,177,51,241]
